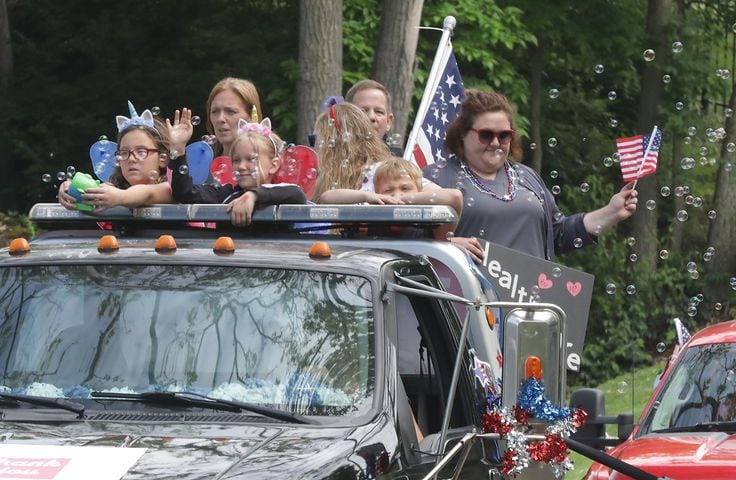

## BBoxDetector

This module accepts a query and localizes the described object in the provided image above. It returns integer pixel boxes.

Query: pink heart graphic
[537,273,554,290]
[566,281,582,297]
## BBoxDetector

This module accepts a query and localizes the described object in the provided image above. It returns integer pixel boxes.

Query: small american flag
[616,128,662,183]
[408,45,465,168]
[674,317,692,345]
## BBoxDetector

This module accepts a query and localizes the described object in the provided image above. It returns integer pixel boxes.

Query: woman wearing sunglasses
[426,89,637,263]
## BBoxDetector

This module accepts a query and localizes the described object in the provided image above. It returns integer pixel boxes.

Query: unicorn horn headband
[115,100,161,136]
[237,117,278,153]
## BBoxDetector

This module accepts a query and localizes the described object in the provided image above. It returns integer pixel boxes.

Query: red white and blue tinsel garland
[480,377,587,478]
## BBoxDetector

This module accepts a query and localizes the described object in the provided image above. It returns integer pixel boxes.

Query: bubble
[552,267,562,278]
[659,250,669,260]
[685,195,694,205]
[306,168,317,180]
[696,293,704,302]
[445,231,455,241]
[728,370,736,383]
[494,148,504,157]
[656,342,667,353]
[629,253,638,262]
[660,186,671,197]
[726,162,734,172]
[693,197,702,208]
[609,118,619,128]
[626,284,637,295]
[466,197,475,207]
[674,186,685,197]
[41,173,52,183]
[706,246,716,255]
[690,271,700,279]
[580,182,590,192]
[605,283,617,295]
[644,199,656,210]
[612,152,620,162]
[327,138,336,148]
[479,228,485,237]
[683,136,692,145]
[715,303,723,311]
[607,91,617,101]
[550,170,559,179]
[687,306,697,317]
[388,133,401,146]
[662,74,671,84]
[687,126,697,136]
[603,156,613,167]
[680,157,695,170]
[594,64,605,74]
[436,157,448,169]
[191,115,201,126]
[151,106,161,115]
[530,142,537,150]
[727,143,736,153]
[643,49,656,61]
[671,41,684,53]
[531,285,540,295]
[675,101,685,111]
[726,108,734,118]
[547,137,558,148]
[170,150,179,160]
[548,88,560,99]
[573,237,583,248]
[626,237,636,247]
[731,277,736,289]
[148,170,159,181]
[231,171,241,181]
[66,166,76,177]
[707,210,717,220]
[159,153,168,162]
[685,261,697,272]
[429,168,439,179]
[551,185,561,195]
[56,171,67,182]
[617,381,628,394]
[178,164,189,175]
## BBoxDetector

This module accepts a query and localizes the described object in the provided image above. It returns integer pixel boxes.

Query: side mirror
[570,388,634,450]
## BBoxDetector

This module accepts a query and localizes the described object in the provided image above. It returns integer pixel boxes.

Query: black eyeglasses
[115,148,160,163]
[470,128,514,145]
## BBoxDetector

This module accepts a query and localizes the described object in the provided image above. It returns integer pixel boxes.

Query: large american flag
[616,128,662,183]
[406,44,465,168]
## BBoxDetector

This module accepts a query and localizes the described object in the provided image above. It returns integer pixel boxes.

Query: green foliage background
[1,0,734,384]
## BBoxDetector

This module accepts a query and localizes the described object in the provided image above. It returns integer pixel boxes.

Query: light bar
[28,203,457,226]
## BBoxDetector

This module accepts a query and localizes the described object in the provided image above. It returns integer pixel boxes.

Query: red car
[583,320,736,479]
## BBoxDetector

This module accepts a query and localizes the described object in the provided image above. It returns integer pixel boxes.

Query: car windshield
[0,264,374,416]
[641,342,736,433]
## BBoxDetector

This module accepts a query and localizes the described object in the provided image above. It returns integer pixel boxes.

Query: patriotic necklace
[461,160,517,201]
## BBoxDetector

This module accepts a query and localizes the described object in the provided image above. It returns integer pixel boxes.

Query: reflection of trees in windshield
[645,343,736,431]
[0,265,374,412]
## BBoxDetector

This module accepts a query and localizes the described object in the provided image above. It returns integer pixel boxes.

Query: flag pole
[403,16,456,161]
[630,125,659,191]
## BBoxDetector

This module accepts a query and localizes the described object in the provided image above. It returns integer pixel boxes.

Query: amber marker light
[485,306,495,329]
[97,235,119,254]
[8,238,30,256]
[155,235,177,255]
[524,355,543,381]
[309,241,331,259]
[213,236,235,256]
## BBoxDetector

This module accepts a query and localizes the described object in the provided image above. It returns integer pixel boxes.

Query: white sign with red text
[0,445,145,480]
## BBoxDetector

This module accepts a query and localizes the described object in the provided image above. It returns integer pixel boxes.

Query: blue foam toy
[89,140,118,182]
[185,141,214,185]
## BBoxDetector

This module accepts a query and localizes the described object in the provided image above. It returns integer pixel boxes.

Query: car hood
[0,419,378,479]
[592,432,736,479]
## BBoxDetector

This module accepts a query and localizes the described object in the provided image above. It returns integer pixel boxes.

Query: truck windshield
[641,342,736,433]
[0,264,374,417]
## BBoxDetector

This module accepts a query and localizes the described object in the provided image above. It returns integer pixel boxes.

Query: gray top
[424,158,595,260]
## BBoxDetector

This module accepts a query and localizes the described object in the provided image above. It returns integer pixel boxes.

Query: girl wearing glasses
[58,105,192,211]
[426,89,638,263]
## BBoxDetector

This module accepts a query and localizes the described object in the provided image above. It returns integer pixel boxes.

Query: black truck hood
[0,416,385,479]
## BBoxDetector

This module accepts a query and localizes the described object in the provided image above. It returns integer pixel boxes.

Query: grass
[564,362,662,480]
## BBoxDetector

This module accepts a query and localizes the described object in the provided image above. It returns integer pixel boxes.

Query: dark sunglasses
[470,128,514,145]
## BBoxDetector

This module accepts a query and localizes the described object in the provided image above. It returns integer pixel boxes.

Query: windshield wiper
[653,421,736,434]
[90,391,314,424]
[0,392,85,418]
